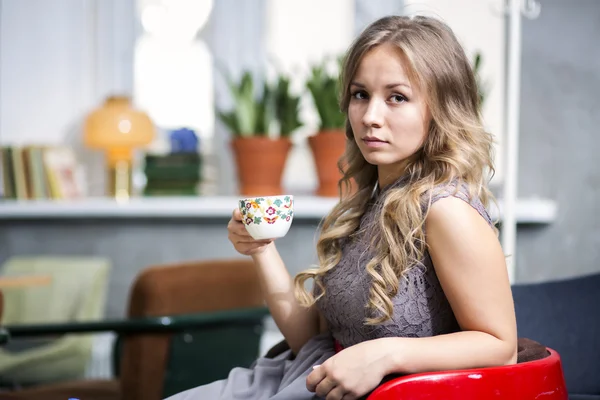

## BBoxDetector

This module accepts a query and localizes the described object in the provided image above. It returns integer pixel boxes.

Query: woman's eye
[351,91,368,100]
[390,94,407,103]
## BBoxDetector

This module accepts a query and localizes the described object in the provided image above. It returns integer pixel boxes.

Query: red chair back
[368,348,568,400]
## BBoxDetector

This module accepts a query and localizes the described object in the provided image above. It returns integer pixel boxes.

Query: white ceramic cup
[238,195,294,240]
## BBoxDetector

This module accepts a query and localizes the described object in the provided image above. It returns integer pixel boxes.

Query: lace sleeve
[425,181,493,226]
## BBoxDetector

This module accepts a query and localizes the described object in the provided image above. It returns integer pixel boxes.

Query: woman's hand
[306,340,391,400]
[227,208,273,255]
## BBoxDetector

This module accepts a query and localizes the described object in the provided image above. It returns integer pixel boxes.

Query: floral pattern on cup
[239,196,294,225]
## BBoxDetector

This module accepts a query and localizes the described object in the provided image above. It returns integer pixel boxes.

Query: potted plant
[306,56,348,197]
[218,71,302,196]
[274,75,303,142]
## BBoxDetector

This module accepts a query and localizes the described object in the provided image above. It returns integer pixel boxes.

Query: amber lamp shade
[84,96,155,199]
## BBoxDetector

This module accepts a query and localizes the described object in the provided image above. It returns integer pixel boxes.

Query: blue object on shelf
[169,128,199,153]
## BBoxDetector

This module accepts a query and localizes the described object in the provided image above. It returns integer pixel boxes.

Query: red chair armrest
[367,348,567,400]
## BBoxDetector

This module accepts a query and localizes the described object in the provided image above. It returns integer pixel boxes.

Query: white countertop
[0,196,557,224]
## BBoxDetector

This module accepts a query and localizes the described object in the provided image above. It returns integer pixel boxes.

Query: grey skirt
[164,333,335,400]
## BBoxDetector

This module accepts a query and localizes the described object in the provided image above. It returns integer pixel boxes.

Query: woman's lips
[362,137,389,148]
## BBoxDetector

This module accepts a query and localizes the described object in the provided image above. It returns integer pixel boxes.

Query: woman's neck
[377,164,409,189]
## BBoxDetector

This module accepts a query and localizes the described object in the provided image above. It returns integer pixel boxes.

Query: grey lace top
[316,178,493,348]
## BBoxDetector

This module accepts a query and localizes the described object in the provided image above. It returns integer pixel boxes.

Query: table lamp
[84,96,155,200]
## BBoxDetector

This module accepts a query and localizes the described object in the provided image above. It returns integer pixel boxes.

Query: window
[134,0,215,144]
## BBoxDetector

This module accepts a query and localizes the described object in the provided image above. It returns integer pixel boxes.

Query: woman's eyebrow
[350,81,411,89]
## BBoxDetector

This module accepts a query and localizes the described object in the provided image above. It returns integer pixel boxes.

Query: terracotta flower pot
[308,129,348,197]
[231,137,292,196]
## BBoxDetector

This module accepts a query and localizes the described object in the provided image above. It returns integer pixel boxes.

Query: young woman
[167,15,517,400]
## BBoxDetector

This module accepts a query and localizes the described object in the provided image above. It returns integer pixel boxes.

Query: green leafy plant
[217,71,275,138]
[306,57,346,131]
[273,75,303,137]
[218,71,303,138]
[472,51,488,109]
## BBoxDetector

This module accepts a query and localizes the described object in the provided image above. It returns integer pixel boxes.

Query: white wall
[0,0,93,145]
[404,0,506,182]
[0,0,134,146]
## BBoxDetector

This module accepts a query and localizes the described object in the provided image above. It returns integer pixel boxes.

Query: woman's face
[348,42,431,186]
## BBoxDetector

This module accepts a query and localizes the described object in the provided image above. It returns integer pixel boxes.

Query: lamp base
[108,160,132,201]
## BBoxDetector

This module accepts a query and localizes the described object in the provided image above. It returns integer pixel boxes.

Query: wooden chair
[0,258,268,400]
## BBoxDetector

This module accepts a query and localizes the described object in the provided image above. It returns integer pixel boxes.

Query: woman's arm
[252,244,321,354]
[228,209,321,354]
[380,195,517,374]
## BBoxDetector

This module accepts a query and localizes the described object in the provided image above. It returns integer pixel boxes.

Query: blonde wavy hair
[294,15,496,325]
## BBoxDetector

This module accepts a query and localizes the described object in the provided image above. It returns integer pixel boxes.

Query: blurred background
[0,0,598,398]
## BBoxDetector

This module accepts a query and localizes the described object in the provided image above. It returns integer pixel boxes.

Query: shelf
[0,196,557,224]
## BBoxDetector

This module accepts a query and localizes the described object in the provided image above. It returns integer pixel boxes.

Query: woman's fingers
[326,386,349,400]
[229,230,271,244]
[232,208,244,221]
[232,235,271,245]
[228,224,254,240]
[238,242,272,255]
[228,217,251,235]
[315,377,338,398]
[228,208,274,255]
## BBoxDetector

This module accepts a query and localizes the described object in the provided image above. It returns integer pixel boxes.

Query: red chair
[367,346,568,400]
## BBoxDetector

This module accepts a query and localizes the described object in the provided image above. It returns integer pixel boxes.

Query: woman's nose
[362,99,384,128]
